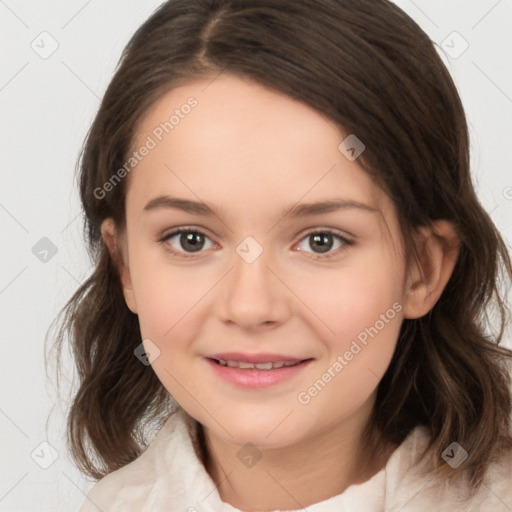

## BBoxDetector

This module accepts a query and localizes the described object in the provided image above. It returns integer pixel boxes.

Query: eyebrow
[142,195,378,218]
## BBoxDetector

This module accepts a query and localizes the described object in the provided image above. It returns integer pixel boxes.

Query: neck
[200,401,396,511]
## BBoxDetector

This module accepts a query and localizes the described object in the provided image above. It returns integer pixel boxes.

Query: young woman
[49,0,512,510]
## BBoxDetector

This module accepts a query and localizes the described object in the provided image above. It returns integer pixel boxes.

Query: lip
[206,353,313,389]
[207,352,304,364]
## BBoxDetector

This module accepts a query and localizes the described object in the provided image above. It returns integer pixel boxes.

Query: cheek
[134,275,208,342]
[129,258,227,387]
[127,244,205,339]
[291,252,404,402]
[293,253,404,344]
[295,275,402,418]
[131,259,213,403]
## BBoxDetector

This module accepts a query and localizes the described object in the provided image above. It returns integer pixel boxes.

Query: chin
[205,410,310,450]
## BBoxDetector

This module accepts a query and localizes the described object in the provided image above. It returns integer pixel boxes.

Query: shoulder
[476,446,512,510]
[78,410,188,512]
[385,427,512,512]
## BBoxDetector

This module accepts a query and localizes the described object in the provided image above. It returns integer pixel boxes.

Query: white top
[79,408,512,511]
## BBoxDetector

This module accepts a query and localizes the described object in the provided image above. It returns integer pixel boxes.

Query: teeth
[255,362,273,370]
[215,359,301,370]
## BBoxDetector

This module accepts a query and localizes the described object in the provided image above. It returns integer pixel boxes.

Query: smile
[213,359,302,370]
[206,355,313,389]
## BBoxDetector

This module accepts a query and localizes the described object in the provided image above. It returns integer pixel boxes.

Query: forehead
[126,74,389,222]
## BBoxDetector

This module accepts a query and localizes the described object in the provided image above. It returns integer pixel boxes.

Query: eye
[159,228,216,256]
[159,227,352,259]
[296,229,353,259]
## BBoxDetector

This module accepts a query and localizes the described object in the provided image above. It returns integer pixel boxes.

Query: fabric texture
[79,408,512,512]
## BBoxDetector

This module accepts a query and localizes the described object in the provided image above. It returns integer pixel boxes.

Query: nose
[216,243,292,331]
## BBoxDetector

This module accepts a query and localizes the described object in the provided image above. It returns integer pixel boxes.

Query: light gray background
[1,1,511,510]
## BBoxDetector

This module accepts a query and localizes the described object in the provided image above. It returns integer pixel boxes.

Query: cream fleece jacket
[79,408,512,512]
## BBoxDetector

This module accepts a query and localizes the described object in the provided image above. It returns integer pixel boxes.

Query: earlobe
[402,220,460,319]
[100,218,138,314]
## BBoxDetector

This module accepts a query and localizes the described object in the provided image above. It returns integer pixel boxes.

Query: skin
[101,74,460,510]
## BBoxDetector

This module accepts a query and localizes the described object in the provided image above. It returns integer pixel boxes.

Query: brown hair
[46,0,512,492]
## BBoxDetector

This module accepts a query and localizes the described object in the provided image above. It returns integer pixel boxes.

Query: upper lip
[207,352,308,364]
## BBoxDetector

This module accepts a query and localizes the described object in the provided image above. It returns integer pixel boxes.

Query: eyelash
[158,227,354,260]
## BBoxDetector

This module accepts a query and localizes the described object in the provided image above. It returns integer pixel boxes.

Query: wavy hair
[46,0,512,491]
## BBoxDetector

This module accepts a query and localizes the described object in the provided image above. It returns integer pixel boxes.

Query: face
[114,74,409,449]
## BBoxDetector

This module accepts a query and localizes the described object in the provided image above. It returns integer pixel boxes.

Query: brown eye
[308,233,334,253]
[178,231,205,252]
[296,229,352,259]
[160,229,214,255]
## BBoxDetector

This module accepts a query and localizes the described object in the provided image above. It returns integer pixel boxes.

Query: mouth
[209,358,306,370]
[205,353,314,388]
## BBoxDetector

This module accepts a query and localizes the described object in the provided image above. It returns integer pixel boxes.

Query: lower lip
[206,358,312,389]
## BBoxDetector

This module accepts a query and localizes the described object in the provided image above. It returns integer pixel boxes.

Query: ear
[403,220,460,319]
[101,218,138,314]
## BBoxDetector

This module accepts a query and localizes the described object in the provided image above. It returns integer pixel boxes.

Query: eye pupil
[181,232,204,252]
[310,233,333,253]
